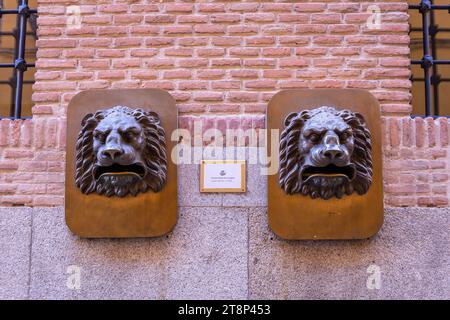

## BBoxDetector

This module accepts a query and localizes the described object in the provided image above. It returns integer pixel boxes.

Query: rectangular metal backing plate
[65,89,177,238]
[267,89,384,240]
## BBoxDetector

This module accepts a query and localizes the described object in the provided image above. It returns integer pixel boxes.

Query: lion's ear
[284,112,299,126]
[81,113,94,127]
[147,111,161,125]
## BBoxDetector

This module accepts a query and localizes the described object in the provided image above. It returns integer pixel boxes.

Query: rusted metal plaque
[65,89,177,238]
[267,89,383,240]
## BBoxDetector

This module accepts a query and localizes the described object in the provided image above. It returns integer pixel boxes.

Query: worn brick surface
[0,1,448,206]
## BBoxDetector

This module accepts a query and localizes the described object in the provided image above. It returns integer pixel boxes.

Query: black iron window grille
[0,0,37,119]
[409,0,450,117]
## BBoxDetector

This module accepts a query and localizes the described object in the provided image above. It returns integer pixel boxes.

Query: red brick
[194,92,224,102]
[294,3,326,12]
[246,37,275,46]
[130,49,159,58]
[97,49,126,58]
[37,39,77,48]
[131,70,158,80]
[145,38,175,47]
[165,48,194,57]
[279,14,310,23]
[229,48,258,57]
[244,59,276,68]
[228,92,259,102]
[0,161,19,170]
[145,15,176,24]
[415,118,426,148]
[178,81,208,90]
[98,26,128,36]
[130,26,160,35]
[244,13,275,23]
[279,81,309,89]
[165,3,193,13]
[163,26,193,35]
[328,3,360,13]
[211,81,241,90]
[439,118,449,146]
[178,37,208,46]
[114,14,143,24]
[211,59,241,67]
[230,3,259,12]
[83,15,112,25]
[296,24,327,34]
[211,37,242,46]
[179,59,208,68]
[279,58,309,68]
[264,70,293,79]
[228,25,259,35]
[279,36,310,46]
[426,118,436,147]
[163,70,192,80]
[99,4,128,13]
[230,70,259,79]
[197,70,226,79]
[194,24,225,34]
[178,15,208,24]
[198,4,225,13]
[312,13,341,24]
[98,70,126,80]
[245,80,277,89]
[262,3,292,12]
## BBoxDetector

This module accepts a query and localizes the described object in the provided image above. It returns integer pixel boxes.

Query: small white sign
[200,160,246,193]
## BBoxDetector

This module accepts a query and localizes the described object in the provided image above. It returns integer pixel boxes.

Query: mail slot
[267,89,384,240]
[65,89,177,238]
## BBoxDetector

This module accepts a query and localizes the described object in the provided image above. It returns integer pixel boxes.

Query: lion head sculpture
[279,106,372,200]
[75,106,167,197]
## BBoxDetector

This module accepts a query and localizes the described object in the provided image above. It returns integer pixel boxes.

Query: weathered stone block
[249,207,450,299]
[0,207,32,299]
[30,207,248,299]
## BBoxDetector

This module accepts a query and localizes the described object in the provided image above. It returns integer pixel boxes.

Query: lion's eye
[123,130,139,141]
[94,132,106,142]
[309,133,320,143]
[340,131,352,142]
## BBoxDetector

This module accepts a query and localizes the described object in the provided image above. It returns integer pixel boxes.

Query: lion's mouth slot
[94,163,145,180]
[302,164,355,181]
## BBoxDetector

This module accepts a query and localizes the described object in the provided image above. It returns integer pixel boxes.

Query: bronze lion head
[75,106,167,197]
[279,106,372,199]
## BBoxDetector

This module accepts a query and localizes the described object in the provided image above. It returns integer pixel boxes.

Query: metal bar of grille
[0,0,37,119]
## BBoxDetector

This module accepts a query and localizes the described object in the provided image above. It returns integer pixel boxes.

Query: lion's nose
[101,147,124,160]
[323,148,344,160]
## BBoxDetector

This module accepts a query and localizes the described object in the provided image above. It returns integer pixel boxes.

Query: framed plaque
[200,160,246,193]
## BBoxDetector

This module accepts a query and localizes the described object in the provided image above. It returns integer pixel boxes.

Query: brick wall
[0,0,448,207]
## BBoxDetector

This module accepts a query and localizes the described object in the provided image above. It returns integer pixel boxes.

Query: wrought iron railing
[409,0,450,117]
[0,0,37,119]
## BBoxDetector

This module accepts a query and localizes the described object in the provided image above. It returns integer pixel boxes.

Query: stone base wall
[1,158,450,299]
[2,207,449,299]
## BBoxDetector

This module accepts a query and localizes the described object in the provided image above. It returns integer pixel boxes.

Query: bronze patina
[65,89,177,238]
[268,89,383,240]
[75,106,167,197]
[279,106,372,200]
